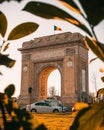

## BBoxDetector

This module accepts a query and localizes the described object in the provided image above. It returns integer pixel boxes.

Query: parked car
[26,101,63,113]
[42,99,72,112]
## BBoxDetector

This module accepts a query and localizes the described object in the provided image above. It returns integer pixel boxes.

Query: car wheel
[31,109,37,113]
[53,109,59,113]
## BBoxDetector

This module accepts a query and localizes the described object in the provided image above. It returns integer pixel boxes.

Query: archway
[48,69,61,97]
[38,67,61,100]
[18,32,88,106]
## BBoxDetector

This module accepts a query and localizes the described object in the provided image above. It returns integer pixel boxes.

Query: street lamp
[28,87,32,111]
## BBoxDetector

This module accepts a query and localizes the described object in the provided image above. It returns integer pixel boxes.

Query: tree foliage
[70,103,104,130]
[0,0,104,130]
[0,11,39,69]
[0,7,46,130]
[22,0,104,62]
[22,0,104,81]
[0,85,47,130]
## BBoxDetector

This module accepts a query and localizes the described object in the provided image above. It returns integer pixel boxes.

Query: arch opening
[38,67,61,100]
[47,69,61,97]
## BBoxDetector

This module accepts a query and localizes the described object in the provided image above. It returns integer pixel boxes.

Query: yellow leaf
[9,60,15,68]
[97,88,104,95]
[11,111,16,117]
[3,43,10,52]
[3,94,8,104]
[13,102,19,109]
[73,102,89,111]
[54,17,63,20]
[7,22,39,40]
[58,1,82,14]
[65,17,80,25]
[91,38,104,58]
[99,68,104,73]
[84,36,104,62]
[28,114,42,129]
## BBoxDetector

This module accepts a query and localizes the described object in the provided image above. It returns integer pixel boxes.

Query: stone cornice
[19,32,87,52]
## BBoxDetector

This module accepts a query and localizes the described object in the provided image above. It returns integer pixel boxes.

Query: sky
[0,0,104,97]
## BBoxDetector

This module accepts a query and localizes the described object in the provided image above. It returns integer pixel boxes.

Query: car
[26,101,63,113]
[42,99,62,107]
[42,99,72,112]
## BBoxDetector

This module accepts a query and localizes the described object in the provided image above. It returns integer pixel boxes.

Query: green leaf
[73,21,92,37]
[7,22,39,40]
[23,1,92,37]
[0,11,7,37]
[79,0,104,26]
[70,103,104,130]
[84,37,104,62]
[4,84,15,98]
[0,54,15,68]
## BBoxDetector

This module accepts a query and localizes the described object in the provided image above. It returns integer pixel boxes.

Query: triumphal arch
[18,32,89,106]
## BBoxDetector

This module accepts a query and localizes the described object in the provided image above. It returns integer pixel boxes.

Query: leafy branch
[0,11,39,69]
[0,84,47,130]
[0,1,104,130]
[22,0,104,62]
[0,9,46,130]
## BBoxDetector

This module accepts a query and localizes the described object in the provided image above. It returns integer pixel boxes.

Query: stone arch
[18,32,89,106]
[35,63,62,101]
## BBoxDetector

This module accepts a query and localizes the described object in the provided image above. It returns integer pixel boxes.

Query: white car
[26,101,63,113]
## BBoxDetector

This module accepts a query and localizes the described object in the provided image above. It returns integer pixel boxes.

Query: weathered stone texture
[18,32,88,106]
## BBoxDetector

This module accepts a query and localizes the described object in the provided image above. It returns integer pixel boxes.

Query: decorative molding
[21,32,86,50]
[22,54,31,61]
[65,48,75,55]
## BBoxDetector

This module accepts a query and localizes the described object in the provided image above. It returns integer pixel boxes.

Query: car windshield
[44,99,63,107]
[35,102,50,106]
[35,102,44,106]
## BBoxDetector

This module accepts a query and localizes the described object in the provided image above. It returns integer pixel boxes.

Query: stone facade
[18,32,89,106]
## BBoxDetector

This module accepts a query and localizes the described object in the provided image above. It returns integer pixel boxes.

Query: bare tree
[90,71,99,97]
[48,86,56,97]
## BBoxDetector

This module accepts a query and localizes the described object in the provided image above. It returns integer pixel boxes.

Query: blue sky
[0,0,104,97]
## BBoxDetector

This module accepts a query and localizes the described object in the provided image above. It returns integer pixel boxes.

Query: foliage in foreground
[1,0,104,79]
[21,0,104,81]
[0,84,47,130]
[1,0,104,63]
[22,0,104,62]
[0,10,46,130]
[0,0,104,130]
[0,10,39,73]
[70,102,104,130]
